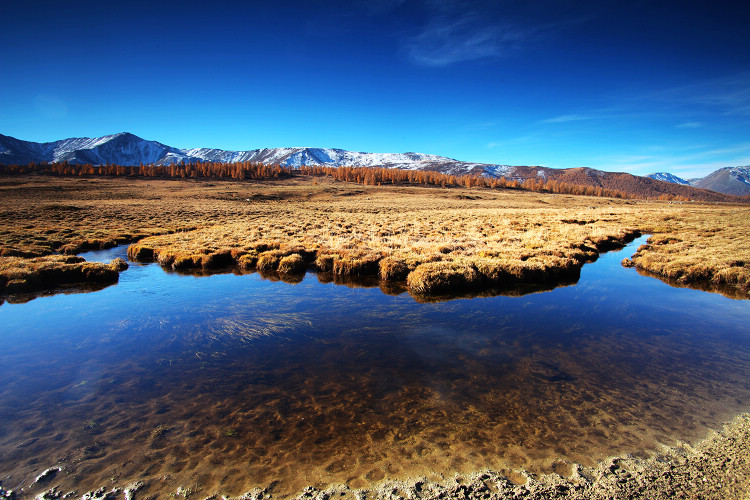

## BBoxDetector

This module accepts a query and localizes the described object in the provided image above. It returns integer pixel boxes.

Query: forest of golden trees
[0,161,693,201]
[0,161,293,181]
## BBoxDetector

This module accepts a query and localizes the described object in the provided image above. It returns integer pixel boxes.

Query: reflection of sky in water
[1,236,750,497]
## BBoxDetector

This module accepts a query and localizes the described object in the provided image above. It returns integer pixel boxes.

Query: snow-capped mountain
[0,132,504,177]
[182,145,498,176]
[646,167,750,196]
[1,132,747,199]
[690,166,750,196]
[0,132,202,166]
[646,172,691,185]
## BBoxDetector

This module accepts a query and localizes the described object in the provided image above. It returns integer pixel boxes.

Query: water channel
[1,236,749,497]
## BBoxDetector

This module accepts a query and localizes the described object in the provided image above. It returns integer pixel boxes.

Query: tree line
[298,165,682,200]
[0,161,293,180]
[0,161,693,201]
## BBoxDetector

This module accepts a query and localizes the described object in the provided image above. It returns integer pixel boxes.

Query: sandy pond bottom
[1,236,750,498]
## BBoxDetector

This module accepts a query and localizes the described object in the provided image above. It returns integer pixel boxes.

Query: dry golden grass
[624,208,750,292]
[1,174,748,300]
[0,254,126,298]
[124,192,643,297]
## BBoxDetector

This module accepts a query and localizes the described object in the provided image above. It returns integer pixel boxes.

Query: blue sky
[2,0,749,178]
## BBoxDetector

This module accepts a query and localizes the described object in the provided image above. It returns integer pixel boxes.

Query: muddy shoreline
[6,413,748,500]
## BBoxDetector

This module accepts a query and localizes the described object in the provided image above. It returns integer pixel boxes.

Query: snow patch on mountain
[483,165,516,178]
[728,166,750,185]
[646,172,691,185]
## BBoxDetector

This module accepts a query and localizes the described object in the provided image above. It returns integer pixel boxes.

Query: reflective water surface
[1,237,749,497]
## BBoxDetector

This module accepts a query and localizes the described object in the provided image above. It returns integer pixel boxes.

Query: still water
[1,237,749,497]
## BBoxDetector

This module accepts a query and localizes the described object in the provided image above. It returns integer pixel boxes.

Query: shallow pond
[1,236,749,497]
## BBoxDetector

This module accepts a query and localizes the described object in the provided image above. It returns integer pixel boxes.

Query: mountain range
[647,168,750,196]
[1,132,748,199]
[0,132,489,177]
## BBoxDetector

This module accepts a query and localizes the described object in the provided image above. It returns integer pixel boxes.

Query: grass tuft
[278,253,307,274]
[407,260,481,295]
[379,257,411,281]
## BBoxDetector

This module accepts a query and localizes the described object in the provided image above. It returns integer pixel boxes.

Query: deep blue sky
[2,0,749,177]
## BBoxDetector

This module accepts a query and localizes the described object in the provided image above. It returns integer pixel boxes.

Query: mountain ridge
[1,132,747,200]
[647,167,750,196]
[0,132,494,177]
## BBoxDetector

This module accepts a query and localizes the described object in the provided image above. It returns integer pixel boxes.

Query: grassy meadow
[1,173,748,301]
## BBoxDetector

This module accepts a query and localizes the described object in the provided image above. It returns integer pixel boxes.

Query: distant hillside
[1,132,746,202]
[482,166,740,203]
[691,167,750,196]
[646,167,750,196]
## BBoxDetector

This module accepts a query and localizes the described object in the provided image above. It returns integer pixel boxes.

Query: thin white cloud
[404,15,529,67]
[676,121,702,128]
[487,135,535,149]
[539,114,591,124]
[400,1,604,67]
[703,142,750,156]
[645,71,750,117]
[592,142,750,178]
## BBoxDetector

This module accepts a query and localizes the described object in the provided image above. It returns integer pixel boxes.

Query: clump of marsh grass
[379,257,411,281]
[331,252,382,276]
[238,254,258,270]
[110,257,129,272]
[0,255,125,296]
[256,250,284,271]
[628,235,750,292]
[277,253,307,274]
[128,244,155,262]
[314,253,336,272]
[407,260,481,294]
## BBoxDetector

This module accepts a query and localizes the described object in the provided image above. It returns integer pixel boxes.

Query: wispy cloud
[400,1,604,67]
[537,72,750,130]
[539,114,592,124]
[703,142,750,157]
[676,121,702,128]
[458,121,501,133]
[403,15,529,67]
[592,142,750,178]
[487,135,535,149]
[645,71,750,117]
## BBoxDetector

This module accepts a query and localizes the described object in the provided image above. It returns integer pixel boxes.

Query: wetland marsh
[1,175,750,498]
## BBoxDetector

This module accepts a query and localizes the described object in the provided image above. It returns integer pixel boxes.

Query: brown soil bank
[14,414,750,500]
[314,412,750,500]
